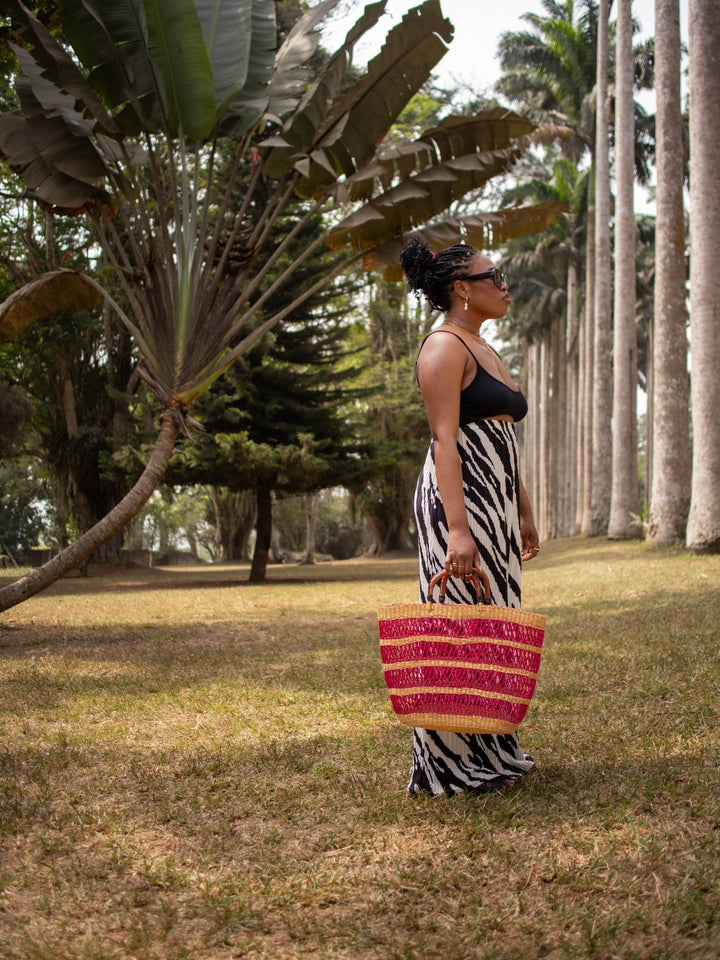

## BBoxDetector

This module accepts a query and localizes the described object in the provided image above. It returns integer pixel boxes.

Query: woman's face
[453,253,511,320]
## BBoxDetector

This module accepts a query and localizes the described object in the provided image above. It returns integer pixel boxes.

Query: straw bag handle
[428,565,491,605]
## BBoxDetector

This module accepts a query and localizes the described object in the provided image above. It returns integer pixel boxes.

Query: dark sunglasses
[458,268,509,289]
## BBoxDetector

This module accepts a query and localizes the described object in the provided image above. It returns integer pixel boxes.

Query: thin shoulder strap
[415,328,479,387]
[417,328,478,361]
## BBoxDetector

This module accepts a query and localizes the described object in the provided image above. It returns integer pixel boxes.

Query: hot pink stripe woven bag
[378,567,547,735]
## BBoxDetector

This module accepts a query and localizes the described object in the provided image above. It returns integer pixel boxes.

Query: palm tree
[589,0,612,536]
[685,0,720,552]
[646,0,691,544]
[497,0,655,539]
[496,0,599,163]
[0,0,564,611]
[498,156,587,539]
[607,0,639,539]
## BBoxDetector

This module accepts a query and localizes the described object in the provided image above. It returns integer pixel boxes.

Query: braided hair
[399,237,477,312]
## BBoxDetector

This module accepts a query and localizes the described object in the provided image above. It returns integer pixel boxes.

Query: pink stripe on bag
[378,615,545,648]
[379,639,542,673]
[383,666,538,699]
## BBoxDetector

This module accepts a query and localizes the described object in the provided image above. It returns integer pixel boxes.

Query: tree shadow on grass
[0,556,419,598]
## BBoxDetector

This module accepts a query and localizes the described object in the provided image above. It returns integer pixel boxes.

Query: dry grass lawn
[1,537,719,960]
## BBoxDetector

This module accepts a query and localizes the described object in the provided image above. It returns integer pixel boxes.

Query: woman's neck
[442,317,489,346]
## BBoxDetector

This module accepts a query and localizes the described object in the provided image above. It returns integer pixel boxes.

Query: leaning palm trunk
[0,412,180,612]
[685,0,720,552]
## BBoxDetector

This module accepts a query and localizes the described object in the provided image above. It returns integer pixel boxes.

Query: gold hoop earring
[463,297,469,312]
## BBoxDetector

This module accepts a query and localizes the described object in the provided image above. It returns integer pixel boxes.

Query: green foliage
[9,309,139,509]
[170,203,369,498]
[496,0,655,181]
[135,486,218,561]
[273,489,365,559]
[347,278,430,554]
[0,457,46,556]
[0,371,32,460]
[496,0,599,161]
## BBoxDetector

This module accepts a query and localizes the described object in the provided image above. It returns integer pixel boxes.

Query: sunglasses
[458,268,509,289]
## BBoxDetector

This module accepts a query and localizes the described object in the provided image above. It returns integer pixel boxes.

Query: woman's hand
[445,529,480,581]
[520,515,540,561]
[518,476,540,561]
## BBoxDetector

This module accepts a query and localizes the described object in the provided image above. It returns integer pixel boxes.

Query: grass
[1,538,719,960]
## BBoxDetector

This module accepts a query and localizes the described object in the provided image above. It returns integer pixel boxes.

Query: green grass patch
[1,541,719,959]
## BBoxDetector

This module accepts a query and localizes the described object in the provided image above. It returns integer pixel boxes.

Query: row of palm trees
[496,0,718,553]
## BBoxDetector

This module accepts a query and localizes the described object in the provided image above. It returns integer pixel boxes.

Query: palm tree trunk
[608,0,640,539]
[647,0,691,543]
[539,337,550,539]
[645,318,654,514]
[520,343,540,528]
[566,261,580,535]
[548,314,568,539]
[686,0,720,552]
[589,0,613,535]
[575,264,587,534]
[581,207,596,535]
[0,411,180,612]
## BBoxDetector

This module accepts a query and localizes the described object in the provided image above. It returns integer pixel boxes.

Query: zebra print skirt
[409,419,536,795]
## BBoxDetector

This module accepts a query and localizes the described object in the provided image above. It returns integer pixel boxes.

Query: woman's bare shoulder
[418,328,466,358]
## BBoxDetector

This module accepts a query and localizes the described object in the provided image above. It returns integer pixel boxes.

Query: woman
[400,237,540,796]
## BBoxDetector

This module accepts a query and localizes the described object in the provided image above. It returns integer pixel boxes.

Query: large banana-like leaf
[339,109,534,203]
[0,47,113,210]
[261,0,386,175]
[195,0,259,107]
[264,1,453,194]
[217,0,291,136]
[420,110,534,161]
[0,270,103,340]
[14,47,110,183]
[59,0,226,138]
[1,0,119,133]
[57,0,166,133]
[0,115,104,212]
[264,0,339,117]
[143,0,216,138]
[361,200,569,279]
[325,110,535,251]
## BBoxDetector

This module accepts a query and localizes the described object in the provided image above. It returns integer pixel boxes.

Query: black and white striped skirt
[410,419,536,795]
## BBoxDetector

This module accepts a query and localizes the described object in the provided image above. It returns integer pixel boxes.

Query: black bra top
[419,330,528,424]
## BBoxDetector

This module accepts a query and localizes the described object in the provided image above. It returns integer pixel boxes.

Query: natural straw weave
[378,600,547,735]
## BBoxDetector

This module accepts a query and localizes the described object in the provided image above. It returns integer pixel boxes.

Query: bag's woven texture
[378,602,547,735]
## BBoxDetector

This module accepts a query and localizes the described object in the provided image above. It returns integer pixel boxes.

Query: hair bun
[400,237,435,294]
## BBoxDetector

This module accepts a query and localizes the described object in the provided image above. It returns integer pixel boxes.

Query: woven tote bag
[378,567,546,735]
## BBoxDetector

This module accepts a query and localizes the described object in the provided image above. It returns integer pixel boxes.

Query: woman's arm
[416,336,479,576]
